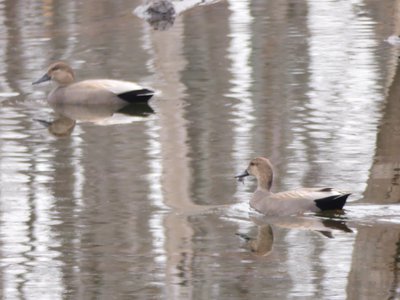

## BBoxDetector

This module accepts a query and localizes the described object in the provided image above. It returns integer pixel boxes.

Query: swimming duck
[32,61,154,105]
[235,157,350,216]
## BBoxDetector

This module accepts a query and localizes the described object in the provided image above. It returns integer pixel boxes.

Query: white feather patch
[80,79,144,95]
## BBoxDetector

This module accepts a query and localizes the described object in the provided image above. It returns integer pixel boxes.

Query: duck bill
[235,170,249,183]
[32,73,51,85]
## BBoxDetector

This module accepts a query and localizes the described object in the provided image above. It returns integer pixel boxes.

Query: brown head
[32,61,75,86]
[235,157,274,191]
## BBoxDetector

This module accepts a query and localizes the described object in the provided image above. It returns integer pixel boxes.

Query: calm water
[1,0,400,299]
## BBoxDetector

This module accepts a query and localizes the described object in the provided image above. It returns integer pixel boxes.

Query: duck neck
[256,172,273,192]
[57,78,74,87]
[54,72,75,86]
[57,82,71,87]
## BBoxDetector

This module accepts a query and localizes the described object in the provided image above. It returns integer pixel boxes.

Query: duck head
[235,157,274,191]
[33,61,75,86]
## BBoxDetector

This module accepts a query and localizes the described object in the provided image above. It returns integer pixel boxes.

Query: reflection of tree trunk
[363,62,400,204]
[147,19,194,299]
[364,68,400,203]
[348,15,400,296]
[347,227,400,300]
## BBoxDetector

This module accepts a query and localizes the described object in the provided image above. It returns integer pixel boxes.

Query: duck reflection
[237,224,274,257]
[237,214,352,256]
[36,102,154,137]
[35,116,76,138]
[134,0,221,31]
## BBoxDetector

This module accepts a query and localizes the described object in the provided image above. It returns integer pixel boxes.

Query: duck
[235,157,350,216]
[32,61,154,106]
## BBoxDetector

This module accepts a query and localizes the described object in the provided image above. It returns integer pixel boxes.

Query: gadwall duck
[32,62,154,105]
[235,157,350,216]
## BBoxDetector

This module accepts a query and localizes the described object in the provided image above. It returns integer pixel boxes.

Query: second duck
[235,157,350,216]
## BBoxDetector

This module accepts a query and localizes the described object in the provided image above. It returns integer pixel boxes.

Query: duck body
[33,62,154,105]
[251,187,349,216]
[236,157,350,216]
[47,79,153,106]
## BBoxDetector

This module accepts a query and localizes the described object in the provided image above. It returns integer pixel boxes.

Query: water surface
[1,0,400,299]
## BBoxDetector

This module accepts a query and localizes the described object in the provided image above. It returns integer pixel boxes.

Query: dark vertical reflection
[140,16,196,298]
[2,0,21,96]
[363,61,400,204]
[182,1,233,205]
[347,2,400,298]
[249,0,311,190]
[348,49,400,300]
[0,0,7,297]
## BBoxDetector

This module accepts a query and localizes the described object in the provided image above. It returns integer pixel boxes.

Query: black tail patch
[314,194,350,211]
[118,88,154,103]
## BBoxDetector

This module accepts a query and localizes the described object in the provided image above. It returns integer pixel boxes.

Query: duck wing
[270,187,350,211]
[272,187,345,199]
[76,80,154,102]
[80,79,143,94]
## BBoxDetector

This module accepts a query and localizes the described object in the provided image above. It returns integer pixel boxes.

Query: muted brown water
[1,0,400,299]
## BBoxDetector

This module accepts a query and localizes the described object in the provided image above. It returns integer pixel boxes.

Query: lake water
[1,0,400,299]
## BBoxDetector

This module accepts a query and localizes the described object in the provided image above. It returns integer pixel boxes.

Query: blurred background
[1,0,400,299]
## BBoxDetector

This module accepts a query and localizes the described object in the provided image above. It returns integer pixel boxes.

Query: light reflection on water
[302,0,382,197]
[0,108,64,299]
[0,0,400,299]
[227,0,255,207]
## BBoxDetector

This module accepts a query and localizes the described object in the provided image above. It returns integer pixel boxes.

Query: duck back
[48,79,154,105]
[250,187,350,216]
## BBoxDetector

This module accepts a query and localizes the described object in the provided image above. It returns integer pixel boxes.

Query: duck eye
[250,162,255,166]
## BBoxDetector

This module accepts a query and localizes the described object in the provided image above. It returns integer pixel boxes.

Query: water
[1,0,400,299]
